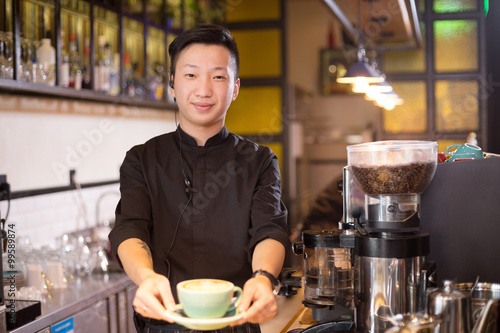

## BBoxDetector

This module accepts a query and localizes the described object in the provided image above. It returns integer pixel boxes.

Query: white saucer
[165,304,245,330]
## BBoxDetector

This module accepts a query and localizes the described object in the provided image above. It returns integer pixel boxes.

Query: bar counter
[8,271,309,333]
[9,272,136,333]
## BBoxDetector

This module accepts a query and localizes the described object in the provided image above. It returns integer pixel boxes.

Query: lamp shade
[337,60,385,84]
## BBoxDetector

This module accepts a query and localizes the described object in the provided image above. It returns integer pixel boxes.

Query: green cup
[177,279,243,319]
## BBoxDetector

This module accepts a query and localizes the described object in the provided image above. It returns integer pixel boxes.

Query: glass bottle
[36,33,56,86]
[60,31,70,88]
[81,37,92,89]
[68,33,82,90]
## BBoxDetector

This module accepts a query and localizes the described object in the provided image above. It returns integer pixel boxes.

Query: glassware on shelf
[36,33,56,86]
[81,37,92,89]
[68,33,82,90]
[0,31,13,80]
[60,31,70,88]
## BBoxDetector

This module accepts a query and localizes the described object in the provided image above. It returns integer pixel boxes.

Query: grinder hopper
[347,141,437,234]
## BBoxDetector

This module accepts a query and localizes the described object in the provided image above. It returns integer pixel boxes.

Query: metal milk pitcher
[427,280,472,333]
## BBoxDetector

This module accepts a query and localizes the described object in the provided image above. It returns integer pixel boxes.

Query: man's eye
[186,74,195,78]
[214,76,226,80]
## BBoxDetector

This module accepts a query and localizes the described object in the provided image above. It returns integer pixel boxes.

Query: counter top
[9,272,134,333]
[9,273,309,333]
[260,289,308,333]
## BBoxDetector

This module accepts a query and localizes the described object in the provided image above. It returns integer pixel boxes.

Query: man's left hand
[234,275,277,324]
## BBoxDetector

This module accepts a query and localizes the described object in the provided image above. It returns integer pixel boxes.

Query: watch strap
[252,269,280,294]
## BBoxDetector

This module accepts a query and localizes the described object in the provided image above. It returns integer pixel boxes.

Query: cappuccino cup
[177,279,242,319]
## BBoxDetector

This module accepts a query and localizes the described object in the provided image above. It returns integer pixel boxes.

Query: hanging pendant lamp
[336,47,384,85]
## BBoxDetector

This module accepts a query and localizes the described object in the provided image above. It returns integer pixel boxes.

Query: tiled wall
[4,184,120,249]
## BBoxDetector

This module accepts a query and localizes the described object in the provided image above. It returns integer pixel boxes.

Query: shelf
[0,78,177,110]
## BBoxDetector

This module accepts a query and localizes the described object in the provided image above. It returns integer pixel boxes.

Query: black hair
[168,24,240,83]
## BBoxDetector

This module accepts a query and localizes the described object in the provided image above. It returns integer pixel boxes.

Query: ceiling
[322,0,422,51]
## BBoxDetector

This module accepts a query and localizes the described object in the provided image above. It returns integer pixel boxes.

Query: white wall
[0,95,176,247]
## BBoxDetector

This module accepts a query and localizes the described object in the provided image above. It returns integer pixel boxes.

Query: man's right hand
[117,238,177,322]
[133,273,177,321]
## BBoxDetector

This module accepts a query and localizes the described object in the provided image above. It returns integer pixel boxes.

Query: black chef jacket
[109,126,290,301]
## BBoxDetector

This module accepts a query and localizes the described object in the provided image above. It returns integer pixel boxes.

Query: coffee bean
[351,162,435,194]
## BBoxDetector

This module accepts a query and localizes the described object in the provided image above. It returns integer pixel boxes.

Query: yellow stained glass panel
[434,20,478,73]
[435,80,479,132]
[258,142,283,176]
[438,140,466,154]
[232,29,281,78]
[226,86,282,135]
[225,0,280,22]
[383,81,427,134]
[383,24,426,74]
[433,0,477,13]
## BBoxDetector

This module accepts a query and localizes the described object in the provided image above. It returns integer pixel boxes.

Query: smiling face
[170,43,240,143]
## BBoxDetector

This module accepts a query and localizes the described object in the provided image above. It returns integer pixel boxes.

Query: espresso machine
[287,140,438,333]
[347,140,438,332]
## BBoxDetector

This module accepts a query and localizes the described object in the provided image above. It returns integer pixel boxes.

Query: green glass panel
[434,20,478,72]
[433,0,477,13]
[383,23,426,74]
[435,80,479,132]
[383,81,427,134]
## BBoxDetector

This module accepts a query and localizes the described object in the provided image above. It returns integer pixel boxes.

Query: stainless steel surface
[472,299,500,333]
[355,255,427,332]
[427,280,471,333]
[9,272,134,333]
[454,282,500,327]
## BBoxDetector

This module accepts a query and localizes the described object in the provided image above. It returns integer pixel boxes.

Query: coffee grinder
[346,140,438,332]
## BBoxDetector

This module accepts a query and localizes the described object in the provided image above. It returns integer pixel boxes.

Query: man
[109,24,290,332]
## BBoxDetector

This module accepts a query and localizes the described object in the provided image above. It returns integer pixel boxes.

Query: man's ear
[232,78,240,101]
[169,74,175,99]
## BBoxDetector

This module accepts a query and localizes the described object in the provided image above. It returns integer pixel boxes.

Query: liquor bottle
[81,37,92,89]
[68,33,82,90]
[36,32,55,86]
[108,51,120,96]
[60,31,70,88]
[98,35,110,94]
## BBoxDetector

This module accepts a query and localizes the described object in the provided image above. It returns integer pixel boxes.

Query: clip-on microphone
[184,177,197,193]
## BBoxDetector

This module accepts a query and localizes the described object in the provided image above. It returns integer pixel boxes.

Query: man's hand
[235,275,277,324]
[133,272,177,321]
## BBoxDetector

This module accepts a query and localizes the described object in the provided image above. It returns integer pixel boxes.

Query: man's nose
[195,77,212,97]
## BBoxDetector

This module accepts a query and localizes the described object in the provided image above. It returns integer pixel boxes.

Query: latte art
[183,280,231,291]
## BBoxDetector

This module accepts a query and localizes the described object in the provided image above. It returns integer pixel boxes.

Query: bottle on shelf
[60,30,70,88]
[31,59,47,84]
[123,52,134,96]
[68,33,82,90]
[81,37,92,89]
[97,35,110,94]
[108,50,120,96]
[36,32,55,86]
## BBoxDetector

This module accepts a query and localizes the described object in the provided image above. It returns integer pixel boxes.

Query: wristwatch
[252,269,280,295]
